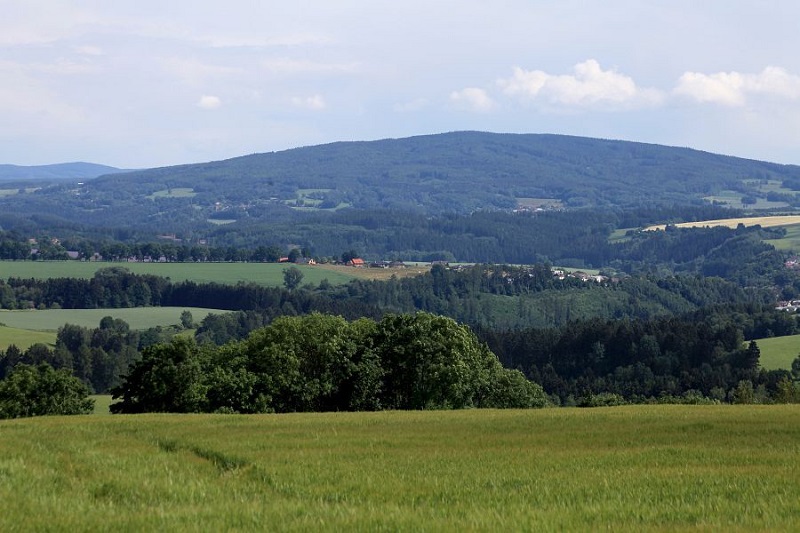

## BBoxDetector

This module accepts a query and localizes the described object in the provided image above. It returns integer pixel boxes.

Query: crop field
[0,324,56,350]
[0,406,798,531]
[0,307,228,331]
[0,260,356,286]
[757,334,800,370]
[645,215,800,231]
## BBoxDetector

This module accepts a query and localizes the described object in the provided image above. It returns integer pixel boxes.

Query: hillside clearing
[0,406,797,531]
[0,324,57,350]
[0,307,229,331]
[757,334,800,370]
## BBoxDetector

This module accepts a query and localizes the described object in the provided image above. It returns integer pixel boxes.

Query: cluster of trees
[0,229,303,263]
[110,312,549,414]
[0,317,172,393]
[480,305,799,404]
[0,362,93,419]
[1,263,776,333]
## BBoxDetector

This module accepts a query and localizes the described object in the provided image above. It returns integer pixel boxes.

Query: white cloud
[207,33,333,48]
[261,58,358,75]
[197,95,222,110]
[291,94,326,110]
[0,60,83,127]
[394,98,430,112]
[498,59,663,109]
[449,88,495,112]
[674,66,800,106]
[162,57,241,86]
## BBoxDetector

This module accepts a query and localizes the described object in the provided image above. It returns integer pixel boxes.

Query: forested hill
[3,132,800,240]
[88,131,800,210]
[0,162,125,182]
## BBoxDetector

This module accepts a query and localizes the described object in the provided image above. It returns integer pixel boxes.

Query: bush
[0,363,94,418]
[577,392,627,407]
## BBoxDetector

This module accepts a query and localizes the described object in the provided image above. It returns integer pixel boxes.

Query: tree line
[479,305,799,404]
[110,312,549,414]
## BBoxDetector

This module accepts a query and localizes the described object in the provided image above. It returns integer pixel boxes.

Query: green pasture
[703,190,789,209]
[765,224,800,252]
[0,260,355,287]
[0,307,228,332]
[146,187,197,199]
[608,227,636,243]
[757,334,800,370]
[0,406,798,531]
[0,324,56,350]
[744,179,798,196]
[515,197,564,209]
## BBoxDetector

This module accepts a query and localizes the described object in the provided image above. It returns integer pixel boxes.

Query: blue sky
[2,1,799,168]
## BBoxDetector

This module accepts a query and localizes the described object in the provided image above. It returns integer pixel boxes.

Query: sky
[1,1,799,168]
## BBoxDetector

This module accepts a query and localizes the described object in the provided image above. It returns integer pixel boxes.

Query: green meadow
[0,324,57,350]
[0,406,798,531]
[765,223,800,252]
[146,187,197,199]
[0,307,228,332]
[757,334,800,370]
[0,260,355,286]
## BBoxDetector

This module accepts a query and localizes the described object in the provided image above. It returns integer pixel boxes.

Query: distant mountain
[1,132,799,235]
[88,131,800,211]
[0,162,127,181]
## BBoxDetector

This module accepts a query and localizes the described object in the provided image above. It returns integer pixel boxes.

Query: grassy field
[0,307,228,332]
[0,406,798,530]
[0,324,57,350]
[146,187,197,199]
[90,395,113,415]
[0,260,357,286]
[757,334,800,370]
[765,223,800,252]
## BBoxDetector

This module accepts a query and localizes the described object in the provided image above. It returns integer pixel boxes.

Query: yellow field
[645,215,800,231]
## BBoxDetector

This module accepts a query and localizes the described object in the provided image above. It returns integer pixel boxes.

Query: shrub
[0,363,94,418]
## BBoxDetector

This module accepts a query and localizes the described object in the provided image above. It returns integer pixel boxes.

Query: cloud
[498,59,663,109]
[0,60,83,126]
[73,45,105,57]
[197,95,222,110]
[261,58,358,75]
[207,33,333,48]
[291,94,326,110]
[674,66,800,106]
[394,98,430,112]
[162,57,241,86]
[449,88,495,112]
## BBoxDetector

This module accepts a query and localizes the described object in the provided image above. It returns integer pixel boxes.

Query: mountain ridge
[0,162,127,182]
